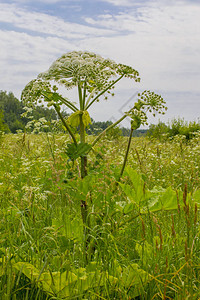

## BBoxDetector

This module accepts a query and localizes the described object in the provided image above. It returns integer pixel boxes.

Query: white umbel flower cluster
[21,51,140,109]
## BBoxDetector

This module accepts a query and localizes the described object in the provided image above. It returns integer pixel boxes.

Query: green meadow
[0,132,200,299]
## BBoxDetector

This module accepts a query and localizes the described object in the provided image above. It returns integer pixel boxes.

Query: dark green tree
[147,121,169,140]
[0,91,24,132]
[0,90,57,133]
[0,109,10,133]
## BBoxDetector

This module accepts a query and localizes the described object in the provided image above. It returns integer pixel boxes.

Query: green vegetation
[0,132,200,299]
[148,118,200,140]
[0,109,10,133]
[1,51,199,299]
[21,50,166,244]
[0,90,146,137]
[1,90,199,141]
[0,91,57,133]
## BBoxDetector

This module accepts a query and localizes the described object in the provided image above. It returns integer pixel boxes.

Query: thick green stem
[82,78,87,110]
[53,105,77,146]
[79,113,88,218]
[78,83,83,110]
[79,112,89,260]
[118,127,134,183]
[79,112,87,178]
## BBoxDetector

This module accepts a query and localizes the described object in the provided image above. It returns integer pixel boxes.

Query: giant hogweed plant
[21,51,167,224]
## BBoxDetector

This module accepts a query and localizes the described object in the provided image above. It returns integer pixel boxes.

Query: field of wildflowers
[0,132,199,299]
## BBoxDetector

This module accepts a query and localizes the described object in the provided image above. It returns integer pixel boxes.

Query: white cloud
[103,0,200,8]
[0,3,116,39]
[33,0,66,3]
[0,29,79,96]
[84,2,200,36]
[82,2,200,92]
[0,0,199,123]
[79,0,200,123]
[101,0,135,7]
[5,0,67,3]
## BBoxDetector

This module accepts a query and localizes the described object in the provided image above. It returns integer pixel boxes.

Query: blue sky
[0,0,200,126]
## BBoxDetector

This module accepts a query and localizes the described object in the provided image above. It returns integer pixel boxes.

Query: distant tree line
[0,90,147,137]
[0,91,57,133]
[147,119,200,140]
[87,119,146,137]
[1,91,199,140]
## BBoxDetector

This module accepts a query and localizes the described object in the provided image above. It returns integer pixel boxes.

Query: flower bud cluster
[137,91,167,116]
[21,79,64,109]
[126,91,167,128]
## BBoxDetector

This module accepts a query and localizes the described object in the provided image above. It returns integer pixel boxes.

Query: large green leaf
[147,186,179,212]
[13,262,40,280]
[12,259,150,298]
[13,261,117,298]
[120,263,149,298]
[120,167,182,214]
[119,168,147,207]
[110,259,149,298]
[193,189,200,204]
[66,142,92,160]
[13,262,77,297]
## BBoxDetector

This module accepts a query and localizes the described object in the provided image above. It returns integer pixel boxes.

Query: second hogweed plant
[21,50,167,224]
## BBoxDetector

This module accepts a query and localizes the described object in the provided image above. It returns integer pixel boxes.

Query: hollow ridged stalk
[79,113,87,179]
[79,112,89,262]
[79,112,88,223]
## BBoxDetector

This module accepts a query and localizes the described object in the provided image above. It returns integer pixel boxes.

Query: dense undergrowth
[0,132,200,299]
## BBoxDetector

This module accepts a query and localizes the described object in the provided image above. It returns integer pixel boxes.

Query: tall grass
[0,133,199,299]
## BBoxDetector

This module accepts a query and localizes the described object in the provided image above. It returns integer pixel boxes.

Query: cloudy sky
[0,0,200,126]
